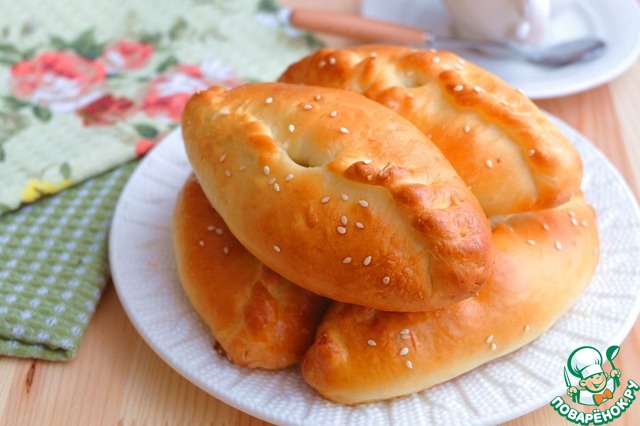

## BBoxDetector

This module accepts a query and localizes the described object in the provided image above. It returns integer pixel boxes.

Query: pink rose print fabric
[0,0,321,213]
[0,30,247,211]
[76,94,135,126]
[101,40,153,72]
[141,61,243,121]
[7,47,242,159]
[11,51,106,112]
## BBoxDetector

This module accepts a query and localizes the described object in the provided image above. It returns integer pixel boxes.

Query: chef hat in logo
[568,346,604,380]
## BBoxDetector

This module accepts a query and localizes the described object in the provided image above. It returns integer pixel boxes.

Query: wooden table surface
[3,1,640,424]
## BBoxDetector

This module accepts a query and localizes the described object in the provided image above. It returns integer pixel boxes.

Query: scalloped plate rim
[109,115,640,426]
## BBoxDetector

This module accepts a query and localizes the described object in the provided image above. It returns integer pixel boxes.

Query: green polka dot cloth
[0,0,321,360]
[0,162,136,360]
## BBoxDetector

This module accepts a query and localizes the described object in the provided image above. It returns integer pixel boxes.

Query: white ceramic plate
[362,0,640,99]
[109,117,640,426]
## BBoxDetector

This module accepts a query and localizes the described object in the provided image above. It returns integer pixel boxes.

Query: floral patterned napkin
[0,0,319,214]
[0,0,321,360]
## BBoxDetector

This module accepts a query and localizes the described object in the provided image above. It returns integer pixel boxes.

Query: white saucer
[362,0,640,99]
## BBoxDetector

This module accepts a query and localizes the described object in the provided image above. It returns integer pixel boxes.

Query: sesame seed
[219,109,230,115]
[543,224,550,231]
[315,94,322,101]
[501,100,509,106]
[464,125,471,133]
[265,97,273,104]
[285,174,294,181]
[339,127,349,134]
[341,215,348,226]
[318,60,326,67]
[399,347,409,356]
[555,241,563,250]
[458,58,466,64]
[569,211,576,218]
[382,276,390,285]
[571,218,578,226]
[207,226,215,231]
[406,92,415,99]
[289,124,295,133]
[485,160,494,168]
[343,257,352,264]
[455,64,464,70]
[401,334,411,340]
[215,228,224,235]
[524,324,531,332]
[341,193,349,201]
[581,220,588,227]
[304,104,312,110]
[525,239,536,246]
[400,328,410,335]
[453,84,464,92]
[355,222,364,229]
[486,335,494,344]
[473,86,485,93]
[224,170,231,177]
[367,339,377,347]
[362,159,372,165]
[328,57,336,65]
[263,166,270,176]
[273,245,281,252]
[358,200,369,208]
[528,149,536,156]
[433,57,440,63]
[370,52,377,57]
[267,177,276,185]
[239,165,246,171]
[337,226,347,234]
[405,360,413,369]
[274,183,280,192]
[363,256,372,266]
[321,196,331,203]
[198,240,205,247]
[490,343,497,351]
[223,247,229,255]
[219,153,227,162]
[330,110,338,117]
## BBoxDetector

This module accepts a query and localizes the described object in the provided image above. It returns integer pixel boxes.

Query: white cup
[441,0,575,45]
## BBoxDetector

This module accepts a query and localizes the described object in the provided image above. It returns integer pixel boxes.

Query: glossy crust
[279,45,583,216]
[301,194,599,404]
[182,82,494,312]
[173,175,329,369]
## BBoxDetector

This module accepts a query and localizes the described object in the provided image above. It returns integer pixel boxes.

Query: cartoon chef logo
[565,345,621,406]
[551,345,639,424]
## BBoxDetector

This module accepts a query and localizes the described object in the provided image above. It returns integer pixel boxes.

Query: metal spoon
[429,35,606,66]
[290,9,607,67]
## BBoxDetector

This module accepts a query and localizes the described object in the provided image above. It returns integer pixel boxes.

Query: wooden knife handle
[289,9,426,45]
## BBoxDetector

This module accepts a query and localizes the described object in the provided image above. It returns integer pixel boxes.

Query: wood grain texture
[2,0,640,425]
[610,61,640,194]
[2,284,272,426]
